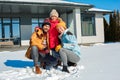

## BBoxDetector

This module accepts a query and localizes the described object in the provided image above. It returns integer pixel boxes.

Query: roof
[0,0,112,14]
[0,0,93,7]
[88,8,113,13]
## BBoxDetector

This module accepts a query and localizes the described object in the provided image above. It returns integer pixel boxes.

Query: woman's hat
[56,21,66,29]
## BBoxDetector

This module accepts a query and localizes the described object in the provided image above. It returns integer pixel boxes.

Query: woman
[55,22,81,73]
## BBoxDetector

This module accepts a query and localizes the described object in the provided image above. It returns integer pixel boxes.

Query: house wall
[67,12,75,34]
[63,8,105,44]
[60,13,67,23]
[80,13,104,44]
[21,16,32,46]
[20,14,48,46]
[95,13,104,42]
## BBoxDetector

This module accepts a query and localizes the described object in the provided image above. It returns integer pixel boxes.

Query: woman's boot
[62,66,70,73]
[67,61,77,67]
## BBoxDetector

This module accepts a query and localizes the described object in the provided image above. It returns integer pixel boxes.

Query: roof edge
[0,0,94,8]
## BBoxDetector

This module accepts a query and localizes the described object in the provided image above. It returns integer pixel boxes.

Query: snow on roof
[0,0,93,7]
[88,8,112,13]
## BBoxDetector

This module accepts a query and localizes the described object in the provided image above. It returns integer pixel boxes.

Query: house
[0,0,112,46]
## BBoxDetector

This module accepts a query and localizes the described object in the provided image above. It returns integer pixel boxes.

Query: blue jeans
[31,46,58,68]
[51,49,60,60]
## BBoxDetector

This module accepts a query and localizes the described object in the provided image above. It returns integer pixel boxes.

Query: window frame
[81,13,96,36]
[32,18,44,32]
[0,17,20,45]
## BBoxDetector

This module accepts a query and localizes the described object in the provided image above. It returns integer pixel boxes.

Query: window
[3,18,10,23]
[0,18,2,39]
[81,14,96,36]
[12,18,20,45]
[2,18,11,39]
[32,18,44,32]
[12,18,20,38]
[0,18,20,45]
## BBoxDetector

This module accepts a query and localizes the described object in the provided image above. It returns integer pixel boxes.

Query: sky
[65,0,120,23]
[65,0,120,11]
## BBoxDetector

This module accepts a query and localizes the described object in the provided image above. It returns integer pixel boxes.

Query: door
[3,24,11,39]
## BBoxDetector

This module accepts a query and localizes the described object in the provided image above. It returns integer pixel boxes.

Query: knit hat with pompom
[50,9,59,17]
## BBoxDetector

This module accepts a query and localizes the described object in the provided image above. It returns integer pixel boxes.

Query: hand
[43,44,47,49]
[58,33,63,39]
[45,49,50,53]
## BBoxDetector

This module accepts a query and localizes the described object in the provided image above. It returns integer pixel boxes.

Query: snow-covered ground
[0,43,120,80]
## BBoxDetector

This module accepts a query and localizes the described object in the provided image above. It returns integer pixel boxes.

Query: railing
[0,41,14,47]
[0,38,14,47]
[0,38,14,41]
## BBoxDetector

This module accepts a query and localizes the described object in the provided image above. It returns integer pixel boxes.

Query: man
[25,22,53,74]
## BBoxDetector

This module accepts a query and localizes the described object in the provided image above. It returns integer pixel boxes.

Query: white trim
[73,8,82,44]
[88,8,112,12]
[21,40,29,46]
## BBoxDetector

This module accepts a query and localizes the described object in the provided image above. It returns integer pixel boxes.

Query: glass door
[3,24,11,41]
[3,25,11,39]
[0,18,20,45]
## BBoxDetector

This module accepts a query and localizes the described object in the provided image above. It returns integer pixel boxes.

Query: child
[44,9,64,59]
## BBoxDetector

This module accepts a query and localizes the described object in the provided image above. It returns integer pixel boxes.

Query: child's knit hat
[50,9,59,17]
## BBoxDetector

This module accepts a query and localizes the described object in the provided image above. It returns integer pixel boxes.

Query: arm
[44,18,50,22]
[30,32,45,50]
[62,34,78,49]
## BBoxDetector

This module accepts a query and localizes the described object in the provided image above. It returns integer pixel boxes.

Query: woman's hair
[66,31,73,35]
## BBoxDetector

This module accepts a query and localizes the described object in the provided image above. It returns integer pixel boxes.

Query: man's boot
[35,65,42,74]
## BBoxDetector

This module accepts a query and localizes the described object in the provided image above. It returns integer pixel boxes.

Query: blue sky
[65,0,120,11]
[65,0,120,23]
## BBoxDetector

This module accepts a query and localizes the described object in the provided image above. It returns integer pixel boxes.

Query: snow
[0,42,120,80]
[88,8,112,12]
[0,0,91,6]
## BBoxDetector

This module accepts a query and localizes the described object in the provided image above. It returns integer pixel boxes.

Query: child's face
[57,26,65,33]
[50,16,57,21]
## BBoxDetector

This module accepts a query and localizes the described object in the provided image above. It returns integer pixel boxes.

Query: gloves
[55,44,62,52]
